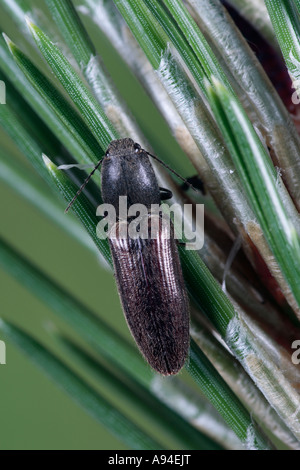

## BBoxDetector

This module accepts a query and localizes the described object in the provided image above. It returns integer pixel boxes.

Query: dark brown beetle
[64,138,190,375]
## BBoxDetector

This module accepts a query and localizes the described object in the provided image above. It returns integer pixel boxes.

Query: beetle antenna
[64,158,104,213]
[146,151,198,193]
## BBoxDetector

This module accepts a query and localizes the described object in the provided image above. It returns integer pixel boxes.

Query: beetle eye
[134,143,141,152]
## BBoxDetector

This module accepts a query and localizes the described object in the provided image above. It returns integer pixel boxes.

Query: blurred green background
[0,1,195,449]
